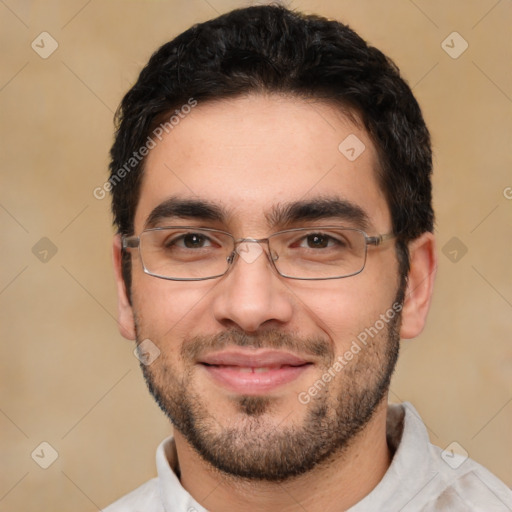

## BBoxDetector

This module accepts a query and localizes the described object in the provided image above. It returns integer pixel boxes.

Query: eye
[165,232,213,249]
[296,233,345,249]
[303,234,331,249]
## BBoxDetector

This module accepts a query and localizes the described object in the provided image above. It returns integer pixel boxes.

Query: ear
[112,234,136,340]
[400,232,437,339]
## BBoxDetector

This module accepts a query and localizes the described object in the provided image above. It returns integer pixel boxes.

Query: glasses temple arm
[122,236,140,250]
[366,232,396,246]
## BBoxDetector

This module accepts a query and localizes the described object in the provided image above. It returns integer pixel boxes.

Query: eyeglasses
[122,226,395,281]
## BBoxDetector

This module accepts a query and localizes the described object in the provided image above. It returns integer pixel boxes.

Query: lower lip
[201,364,311,394]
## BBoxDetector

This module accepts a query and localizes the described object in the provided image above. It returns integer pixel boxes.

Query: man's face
[123,95,403,480]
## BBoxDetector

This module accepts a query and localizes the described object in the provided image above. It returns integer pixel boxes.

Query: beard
[135,285,404,482]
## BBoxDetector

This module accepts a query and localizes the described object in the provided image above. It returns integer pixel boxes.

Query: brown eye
[164,232,213,249]
[305,234,330,248]
[182,233,208,248]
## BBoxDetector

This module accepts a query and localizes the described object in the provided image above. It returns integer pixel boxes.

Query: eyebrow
[144,196,372,231]
[266,197,372,231]
[144,197,229,228]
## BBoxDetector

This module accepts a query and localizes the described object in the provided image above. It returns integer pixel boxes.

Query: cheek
[289,273,399,353]
[131,273,216,340]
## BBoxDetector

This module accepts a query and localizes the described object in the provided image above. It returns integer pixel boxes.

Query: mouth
[198,350,314,395]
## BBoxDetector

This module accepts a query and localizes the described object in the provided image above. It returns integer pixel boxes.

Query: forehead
[135,94,390,234]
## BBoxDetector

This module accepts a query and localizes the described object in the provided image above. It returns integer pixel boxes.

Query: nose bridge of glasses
[229,237,278,265]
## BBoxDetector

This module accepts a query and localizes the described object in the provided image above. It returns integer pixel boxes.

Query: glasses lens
[270,228,367,279]
[139,228,233,280]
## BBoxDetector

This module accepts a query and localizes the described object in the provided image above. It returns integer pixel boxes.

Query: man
[105,5,512,511]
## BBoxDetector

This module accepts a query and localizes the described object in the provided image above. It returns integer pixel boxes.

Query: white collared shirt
[103,402,512,511]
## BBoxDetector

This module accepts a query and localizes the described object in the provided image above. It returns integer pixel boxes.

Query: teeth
[235,366,276,373]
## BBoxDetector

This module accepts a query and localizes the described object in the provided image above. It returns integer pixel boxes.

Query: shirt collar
[156,436,208,512]
[348,402,438,511]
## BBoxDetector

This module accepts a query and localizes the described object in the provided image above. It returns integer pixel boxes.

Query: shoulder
[425,443,512,511]
[389,403,512,511]
[102,478,162,512]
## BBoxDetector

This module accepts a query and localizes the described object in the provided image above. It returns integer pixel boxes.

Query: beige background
[1,0,511,510]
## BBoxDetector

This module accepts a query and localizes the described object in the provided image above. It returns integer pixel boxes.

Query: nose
[211,241,294,333]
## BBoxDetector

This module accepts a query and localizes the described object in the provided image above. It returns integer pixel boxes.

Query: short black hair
[109,4,434,291]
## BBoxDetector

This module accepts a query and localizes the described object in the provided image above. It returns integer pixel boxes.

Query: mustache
[181,328,334,365]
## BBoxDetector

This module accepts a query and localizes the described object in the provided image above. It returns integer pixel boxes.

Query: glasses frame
[122,226,396,281]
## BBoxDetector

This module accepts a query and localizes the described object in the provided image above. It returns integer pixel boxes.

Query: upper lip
[199,349,311,367]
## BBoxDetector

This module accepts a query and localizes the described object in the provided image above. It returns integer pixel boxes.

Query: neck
[174,399,392,512]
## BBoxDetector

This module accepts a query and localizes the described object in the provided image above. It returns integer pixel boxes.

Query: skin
[113,94,437,512]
